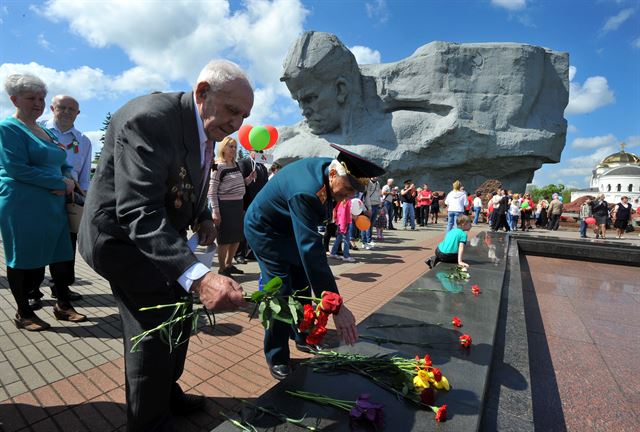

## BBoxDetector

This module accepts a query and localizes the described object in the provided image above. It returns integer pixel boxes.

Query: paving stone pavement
[2,219,638,432]
[0,221,461,432]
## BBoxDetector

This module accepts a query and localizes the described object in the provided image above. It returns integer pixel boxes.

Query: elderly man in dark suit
[79,60,251,432]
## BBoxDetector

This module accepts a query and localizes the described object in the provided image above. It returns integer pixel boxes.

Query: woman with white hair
[0,73,86,331]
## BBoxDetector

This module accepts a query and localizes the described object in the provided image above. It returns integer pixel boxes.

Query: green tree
[529,184,565,202]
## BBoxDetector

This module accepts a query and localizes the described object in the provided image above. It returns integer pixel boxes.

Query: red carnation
[316,310,330,328]
[320,291,343,315]
[299,304,316,332]
[423,354,432,367]
[459,334,472,348]
[471,285,481,296]
[420,388,435,406]
[451,316,462,327]
[306,325,327,345]
[435,405,447,422]
[431,367,442,382]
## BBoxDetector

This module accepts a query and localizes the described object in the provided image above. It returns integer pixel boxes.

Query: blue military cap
[330,143,386,192]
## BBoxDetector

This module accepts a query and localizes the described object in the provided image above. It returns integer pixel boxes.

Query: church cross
[620,142,625,152]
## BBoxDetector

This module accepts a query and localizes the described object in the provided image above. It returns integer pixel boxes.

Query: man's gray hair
[4,73,47,97]
[195,60,252,93]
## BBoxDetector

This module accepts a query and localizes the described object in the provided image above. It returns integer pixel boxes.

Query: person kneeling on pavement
[425,214,472,269]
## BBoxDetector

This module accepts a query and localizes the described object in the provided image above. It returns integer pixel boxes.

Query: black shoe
[227,265,245,275]
[51,289,83,301]
[234,256,247,265]
[389,227,397,230]
[269,364,291,381]
[425,257,433,269]
[28,298,42,311]
[295,342,325,354]
[171,392,206,416]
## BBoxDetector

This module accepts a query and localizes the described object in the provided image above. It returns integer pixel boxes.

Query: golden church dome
[597,143,640,167]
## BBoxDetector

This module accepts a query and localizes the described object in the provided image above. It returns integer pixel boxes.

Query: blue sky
[1,0,639,189]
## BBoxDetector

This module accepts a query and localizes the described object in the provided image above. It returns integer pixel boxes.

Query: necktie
[199,140,214,200]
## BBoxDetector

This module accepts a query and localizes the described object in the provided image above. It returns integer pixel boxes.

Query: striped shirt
[207,162,247,216]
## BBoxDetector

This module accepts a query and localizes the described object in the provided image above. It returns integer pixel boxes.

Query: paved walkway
[0,222,455,432]
[2,221,637,432]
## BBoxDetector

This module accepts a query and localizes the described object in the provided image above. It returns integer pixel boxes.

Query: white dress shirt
[42,119,92,190]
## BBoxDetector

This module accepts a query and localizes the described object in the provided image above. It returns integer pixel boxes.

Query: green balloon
[248,126,270,151]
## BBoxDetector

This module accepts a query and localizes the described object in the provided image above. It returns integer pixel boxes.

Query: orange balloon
[238,124,253,151]
[355,215,371,231]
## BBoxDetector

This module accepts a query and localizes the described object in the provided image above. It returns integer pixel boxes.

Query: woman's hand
[212,214,221,227]
[63,178,75,195]
[332,304,358,345]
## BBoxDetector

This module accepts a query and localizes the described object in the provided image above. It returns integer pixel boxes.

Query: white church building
[570,143,640,205]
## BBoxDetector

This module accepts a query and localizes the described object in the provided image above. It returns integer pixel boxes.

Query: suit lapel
[180,92,204,218]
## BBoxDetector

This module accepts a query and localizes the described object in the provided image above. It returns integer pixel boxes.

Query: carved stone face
[285,75,344,135]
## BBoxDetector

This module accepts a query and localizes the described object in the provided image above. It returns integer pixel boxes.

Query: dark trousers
[384,201,394,229]
[435,247,458,264]
[254,255,309,366]
[98,240,191,432]
[7,266,45,317]
[548,214,561,231]
[418,206,430,226]
[493,213,509,231]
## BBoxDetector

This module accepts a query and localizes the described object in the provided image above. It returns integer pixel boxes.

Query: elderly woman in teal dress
[0,73,86,331]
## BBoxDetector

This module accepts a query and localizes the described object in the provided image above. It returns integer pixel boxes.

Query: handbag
[66,191,84,233]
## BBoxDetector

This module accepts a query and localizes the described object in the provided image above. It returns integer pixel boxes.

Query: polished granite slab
[213,231,510,431]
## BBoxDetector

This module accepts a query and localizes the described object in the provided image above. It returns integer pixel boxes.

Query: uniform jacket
[244,158,338,295]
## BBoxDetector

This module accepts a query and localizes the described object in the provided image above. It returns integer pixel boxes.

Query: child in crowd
[329,198,356,262]
[509,193,521,231]
[425,214,472,269]
[375,204,387,240]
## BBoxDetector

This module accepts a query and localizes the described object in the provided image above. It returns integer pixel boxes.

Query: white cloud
[549,145,618,179]
[34,0,308,126]
[349,45,381,64]
[567,124,578,134]
[37,0,307,88]
[37,34,52,51]
[0,62,168,118]
[572,134,617,149]
[601,8,635,34]
[491,0,526,11]
[365,0,389,23]
[565,67,615,115]
[625,135,640,149]
[632,37,640,49]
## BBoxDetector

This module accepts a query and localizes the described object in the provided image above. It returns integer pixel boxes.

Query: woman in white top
[444,180,468,232]
[472,192,483,224]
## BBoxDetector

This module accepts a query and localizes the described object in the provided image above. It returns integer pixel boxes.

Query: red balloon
[264,125,278,150]
[238,124,253,151]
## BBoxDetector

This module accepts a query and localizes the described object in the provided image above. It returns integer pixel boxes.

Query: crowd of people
[1,65,639,432]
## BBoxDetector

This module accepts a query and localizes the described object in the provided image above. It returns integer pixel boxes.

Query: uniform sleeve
[0,124,66,190]
[288,193,339,296]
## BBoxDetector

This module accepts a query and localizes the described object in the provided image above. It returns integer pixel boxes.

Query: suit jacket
[237,157,269,210]
[78,92,211,286]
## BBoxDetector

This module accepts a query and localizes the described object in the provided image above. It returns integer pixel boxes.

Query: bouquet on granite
[130,276,343,353]
[444,265,470,280]
[304,351,449,422]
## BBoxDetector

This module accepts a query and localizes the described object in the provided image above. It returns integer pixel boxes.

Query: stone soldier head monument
[272,31,569,191]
